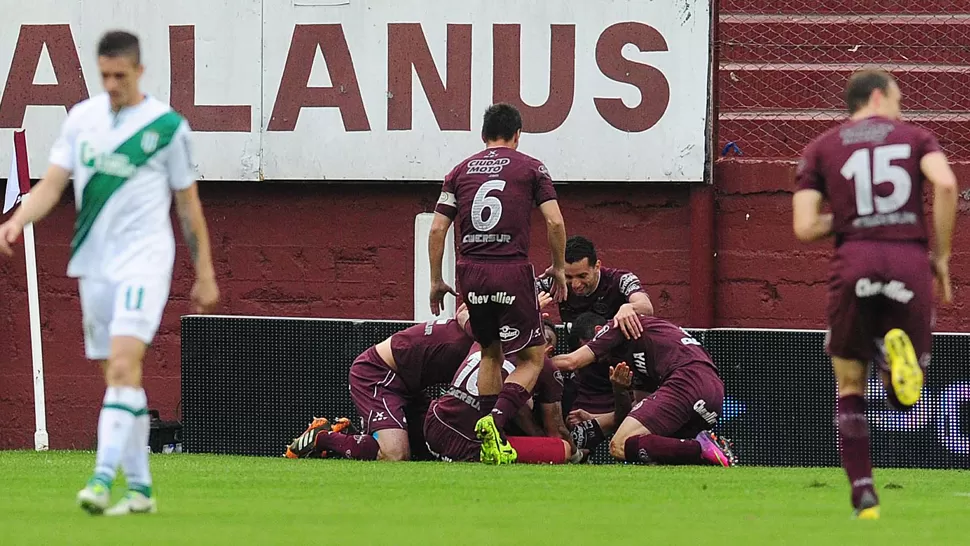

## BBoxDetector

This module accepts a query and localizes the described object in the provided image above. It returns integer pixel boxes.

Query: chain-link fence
[717,1,970,160]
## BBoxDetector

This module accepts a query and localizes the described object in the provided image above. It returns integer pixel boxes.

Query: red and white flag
[3,131,30,214]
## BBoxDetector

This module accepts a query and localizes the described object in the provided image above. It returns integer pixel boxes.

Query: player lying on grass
[553,313,737,466]
[285,306,475,461]
[423,321,578,464]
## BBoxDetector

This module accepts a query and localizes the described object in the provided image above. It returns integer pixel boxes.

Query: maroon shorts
[826,241,934,371]
[628,363,724,439]
[456,261,543,355]
[423,399,482,462]
[349,347,413,435]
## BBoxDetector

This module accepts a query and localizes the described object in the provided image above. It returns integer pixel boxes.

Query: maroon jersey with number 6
[435,147,556,262]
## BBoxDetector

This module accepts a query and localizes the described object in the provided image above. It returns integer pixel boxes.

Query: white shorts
[78,275,172,360]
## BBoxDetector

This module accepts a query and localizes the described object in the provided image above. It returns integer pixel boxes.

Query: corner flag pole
[5,130,48,451]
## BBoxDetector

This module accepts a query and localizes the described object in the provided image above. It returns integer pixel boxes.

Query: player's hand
[0,220,24,257]
[932,254,953,304]
[191,275,220,314]
[610,362,632,390]
[539,266,568,303]
[567,409,594,427]
[537,290,553,310]
[429,279,457,316]
[613,303,643,339]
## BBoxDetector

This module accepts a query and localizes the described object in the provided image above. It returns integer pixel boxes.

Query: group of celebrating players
[283,104,738,469]
[0,25,955,521]
[285,235,736,467]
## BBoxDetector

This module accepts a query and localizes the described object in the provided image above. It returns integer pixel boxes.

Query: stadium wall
[3,173,968,449]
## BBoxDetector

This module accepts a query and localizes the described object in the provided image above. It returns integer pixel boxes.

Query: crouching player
[424,322,577,464]
[285,306,474,461]
[553,313,737,466]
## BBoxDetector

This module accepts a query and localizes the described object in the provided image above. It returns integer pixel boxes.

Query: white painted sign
[0,0,712,182]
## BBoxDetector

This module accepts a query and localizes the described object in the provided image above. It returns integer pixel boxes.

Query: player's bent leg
[609,416,650,461]
[374,428,410,461]
[884,328,923,408]
[506,437,571,464]
[832,356,880,518]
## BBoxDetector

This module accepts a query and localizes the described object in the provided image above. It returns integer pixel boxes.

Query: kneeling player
[553,313,737,467]
[285,307,474,461]
[424,323,575,464]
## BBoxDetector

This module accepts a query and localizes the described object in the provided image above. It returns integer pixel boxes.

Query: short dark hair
[565,236,597,265]
[482,103,522,142]
[568,312,608,350]
[97,31,141,64]
[845,70,895,113]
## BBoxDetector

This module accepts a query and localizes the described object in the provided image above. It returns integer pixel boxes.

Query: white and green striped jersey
[49,93,196,280]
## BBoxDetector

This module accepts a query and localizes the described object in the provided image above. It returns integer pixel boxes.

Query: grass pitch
[0,451,968,545]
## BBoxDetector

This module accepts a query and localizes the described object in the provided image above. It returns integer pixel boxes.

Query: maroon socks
[624,435,703,465]
[491,383,531,431]
[837,394,878,509]
[316,432,380,460]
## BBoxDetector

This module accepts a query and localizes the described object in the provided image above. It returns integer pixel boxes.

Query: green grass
[1,451,969,545]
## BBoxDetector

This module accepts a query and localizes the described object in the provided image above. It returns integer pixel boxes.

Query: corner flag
[3,131,30,214]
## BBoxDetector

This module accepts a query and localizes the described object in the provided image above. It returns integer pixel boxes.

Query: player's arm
[613,273,652,339]
[609,362,634,424]
[792,143,832,242]
[792,190,833,242]
[551,346,595,372]
[512,402,544,437]
[535,165,567,302]
[429,182,458,315]
[429,211,453,286]
[0,113,76,256]
[8,165,71,227]
[625,292,654,316]
[174,186,215,279]
[538,200,567,297]
[921,150,958,304]
[540,401,573,445]
[168,120,219,313]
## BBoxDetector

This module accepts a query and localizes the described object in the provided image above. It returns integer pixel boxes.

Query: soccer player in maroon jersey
[538,235,654,335]
[536,236,655,450]
[424,322,575,464]
[792,69,958,519]
[552,313,736,467]
[429,103,568,465]
[284,306,474,461]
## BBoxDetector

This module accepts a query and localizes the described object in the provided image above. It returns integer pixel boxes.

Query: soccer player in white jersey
[0,31,219,515]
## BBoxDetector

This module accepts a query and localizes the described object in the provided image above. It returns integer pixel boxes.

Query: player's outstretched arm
[538,200,568,302]
[174,184,219,313]
[551,346,595,372]
[921,150,958,304]
[792,189,834,242]
[0,165,70,256]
